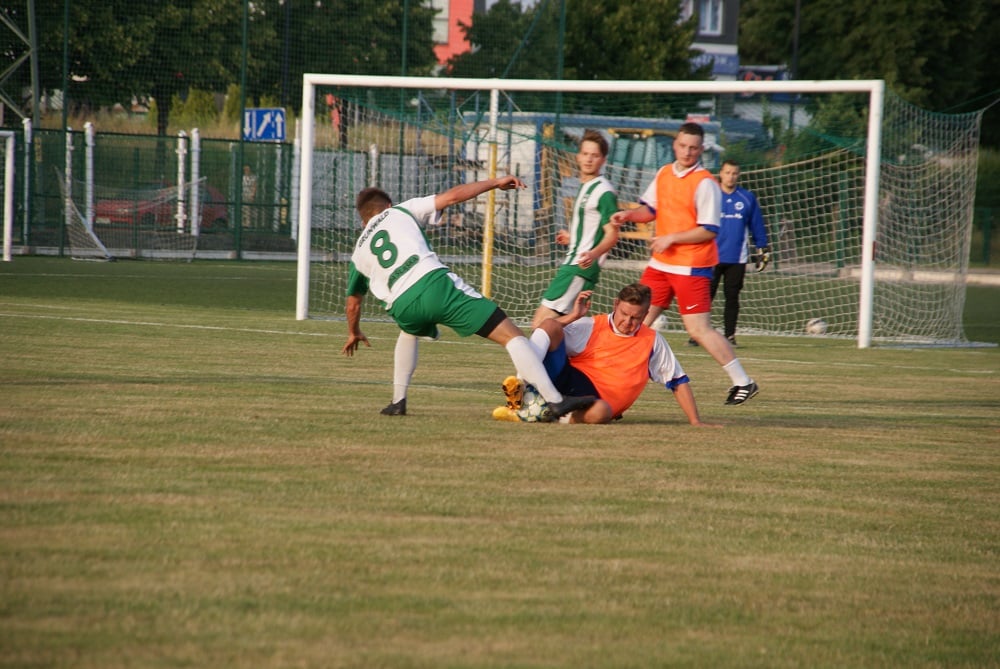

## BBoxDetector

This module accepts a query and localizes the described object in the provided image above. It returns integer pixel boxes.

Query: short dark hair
[721,159,740,169]
[617,282,652,307]
[355,187,392,222]
[677,121,705,138]
[580,129,609,157]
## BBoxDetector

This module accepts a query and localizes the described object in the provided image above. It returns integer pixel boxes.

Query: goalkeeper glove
[750,247,771,272]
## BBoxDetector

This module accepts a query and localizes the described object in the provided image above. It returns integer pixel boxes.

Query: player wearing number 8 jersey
[347,196,450,312]
[342,177,596,420]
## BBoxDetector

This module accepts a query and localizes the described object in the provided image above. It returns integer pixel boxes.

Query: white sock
[392,332,419,403]
[505,336,563,404]
[528,328,551,359]
[723,358,752,387]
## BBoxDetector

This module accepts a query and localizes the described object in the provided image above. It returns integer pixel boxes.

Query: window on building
[697,0,723,36]
[682,0,724,36]
[431,0,450,44]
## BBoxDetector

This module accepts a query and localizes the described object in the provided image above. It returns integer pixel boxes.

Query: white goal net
[57,169,201,262]
[295,76,983,347]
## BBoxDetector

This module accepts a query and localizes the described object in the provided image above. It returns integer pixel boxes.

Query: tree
[445,0,560,80]
[26,0,438,135]
[446,0,708,114]
[275,0,437,111]
[563,0,703,82]
[31,0,245,135]
[739,0,999,145]
[947,0,1000,147]
[562,0,710,117]
[448,0,704,82]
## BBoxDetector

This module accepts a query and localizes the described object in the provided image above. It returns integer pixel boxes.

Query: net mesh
[304,84,981,345]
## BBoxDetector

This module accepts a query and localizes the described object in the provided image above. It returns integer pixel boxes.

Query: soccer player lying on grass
[495,284,720,426]
[342,177,596,420]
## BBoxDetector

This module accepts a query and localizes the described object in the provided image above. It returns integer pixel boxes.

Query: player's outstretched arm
[609,204,654,227]
[434,176,525,211]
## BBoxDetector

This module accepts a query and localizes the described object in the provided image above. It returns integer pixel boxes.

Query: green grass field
[2,257,998,668]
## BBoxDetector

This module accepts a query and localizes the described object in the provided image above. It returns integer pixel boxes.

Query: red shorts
[640,267,712,315]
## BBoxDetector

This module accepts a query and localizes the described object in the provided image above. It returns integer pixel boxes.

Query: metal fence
[7,126,295,258]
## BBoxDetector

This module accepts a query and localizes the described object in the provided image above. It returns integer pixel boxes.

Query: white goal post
[296,75,981,347]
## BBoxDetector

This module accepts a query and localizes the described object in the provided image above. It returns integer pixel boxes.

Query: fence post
[985,208,993,266]
[175,131,188,235]
[62,126,73,256]
[2,131,14,262]
[190,128,201,237]
[84,122,95,229]
[22,118,31,245]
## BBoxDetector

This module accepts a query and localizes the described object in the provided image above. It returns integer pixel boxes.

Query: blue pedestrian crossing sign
[244,107,286,142]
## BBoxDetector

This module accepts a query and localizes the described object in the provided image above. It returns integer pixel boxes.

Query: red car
[94,183,229,230]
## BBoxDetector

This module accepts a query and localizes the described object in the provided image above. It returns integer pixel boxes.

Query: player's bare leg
[486,318,595,419]
[683,312,734,365]
[563,400,614,424]
[531,304,562,330]
[682,312,758,405]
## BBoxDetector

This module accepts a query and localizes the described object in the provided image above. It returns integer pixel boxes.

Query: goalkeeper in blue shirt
[691,159,769,347]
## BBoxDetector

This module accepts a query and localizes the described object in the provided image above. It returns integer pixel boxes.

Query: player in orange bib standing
[610,122,759,405]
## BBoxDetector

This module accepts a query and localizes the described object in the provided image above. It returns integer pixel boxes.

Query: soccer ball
[805,317,828,335]
[516,384,553,422]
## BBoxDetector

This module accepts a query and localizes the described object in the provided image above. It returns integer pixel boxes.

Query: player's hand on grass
[342,333,370,357]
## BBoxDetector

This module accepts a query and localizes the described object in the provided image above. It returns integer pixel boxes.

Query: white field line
[0,307,993,378]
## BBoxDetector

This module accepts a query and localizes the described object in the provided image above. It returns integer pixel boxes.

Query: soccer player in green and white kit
[531,129,619,329]
[342,176,596,420]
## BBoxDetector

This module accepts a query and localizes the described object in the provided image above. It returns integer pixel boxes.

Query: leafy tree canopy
[27,0,438,135]
[739,0,1000,144]
[444,0,709,117]
[447,0,705,82]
